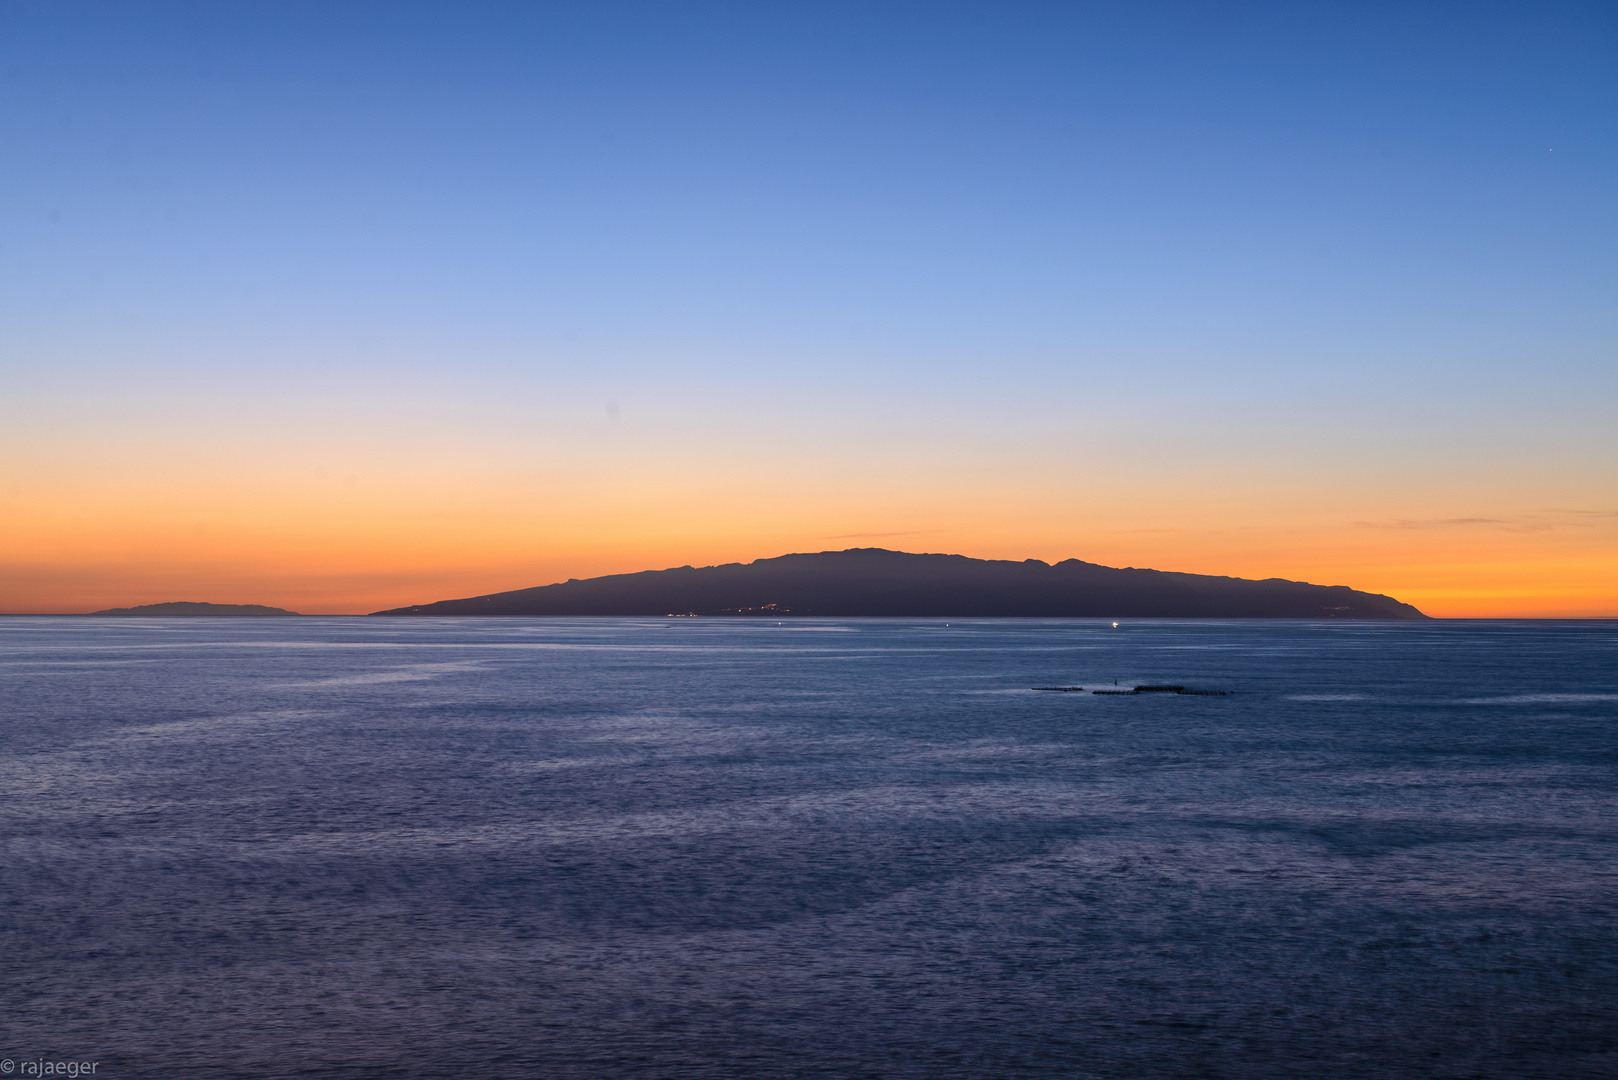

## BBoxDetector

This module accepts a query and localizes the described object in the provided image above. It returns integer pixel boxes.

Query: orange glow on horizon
[4,410,1613,618]
[5,488,1613,618]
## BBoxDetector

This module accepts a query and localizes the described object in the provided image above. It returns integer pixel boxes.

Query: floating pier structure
[1095,685,1230,696]
[1034,684,1231,696]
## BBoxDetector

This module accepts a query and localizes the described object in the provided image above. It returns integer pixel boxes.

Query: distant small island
[372,548,1427,619]
[89,602,301,617]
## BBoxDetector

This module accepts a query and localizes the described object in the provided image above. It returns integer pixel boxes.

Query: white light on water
[1112,622,1119,628]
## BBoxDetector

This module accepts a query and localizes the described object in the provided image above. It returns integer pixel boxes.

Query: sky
[2,1,1615,616]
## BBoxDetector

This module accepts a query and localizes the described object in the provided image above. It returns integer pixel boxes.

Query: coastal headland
[372,548,1427,619]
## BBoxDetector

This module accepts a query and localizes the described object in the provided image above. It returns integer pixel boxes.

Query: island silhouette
[372,548,1427,619]
[89,602,301,616]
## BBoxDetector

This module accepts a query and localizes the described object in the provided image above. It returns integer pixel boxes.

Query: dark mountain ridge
[88,602,300,616]
[372,548,1426,619]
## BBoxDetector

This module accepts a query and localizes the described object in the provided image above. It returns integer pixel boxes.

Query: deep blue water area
[2,617,1616,1079]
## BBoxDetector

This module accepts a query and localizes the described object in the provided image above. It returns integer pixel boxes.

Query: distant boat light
[1112,622,1119,628]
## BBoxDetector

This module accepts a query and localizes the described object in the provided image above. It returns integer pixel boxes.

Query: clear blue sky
[2,1,1616,614]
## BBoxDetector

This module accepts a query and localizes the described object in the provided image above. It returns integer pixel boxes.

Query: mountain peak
[88,601,301,616]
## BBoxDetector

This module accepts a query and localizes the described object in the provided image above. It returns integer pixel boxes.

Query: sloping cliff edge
[371,549,1427,619]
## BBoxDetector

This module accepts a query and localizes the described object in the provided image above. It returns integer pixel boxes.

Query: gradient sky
[3,1,1615,616]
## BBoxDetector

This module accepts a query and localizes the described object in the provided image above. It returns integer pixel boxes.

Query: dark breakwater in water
[2,617,1615,1078]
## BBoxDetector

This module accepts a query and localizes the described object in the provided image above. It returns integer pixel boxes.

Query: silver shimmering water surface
[2,617,1615,1078]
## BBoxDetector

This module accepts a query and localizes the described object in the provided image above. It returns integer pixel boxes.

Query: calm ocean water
[2,616,1616,1079]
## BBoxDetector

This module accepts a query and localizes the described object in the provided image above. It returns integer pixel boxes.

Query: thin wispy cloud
[823,531,941,541]
[1354,512,1603,533]
[1357,517,1511,529]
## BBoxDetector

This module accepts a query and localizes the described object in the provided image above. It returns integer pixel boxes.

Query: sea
[2,616,1615,1079]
